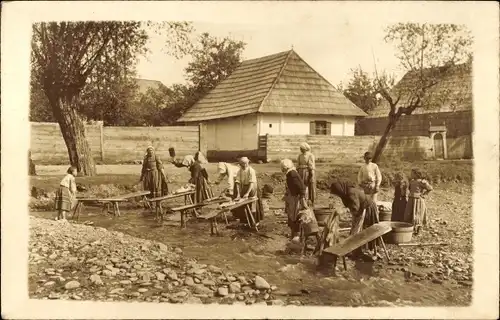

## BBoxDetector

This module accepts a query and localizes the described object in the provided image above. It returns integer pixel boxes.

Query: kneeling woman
[329,180,380,260]
[233,157,264,226]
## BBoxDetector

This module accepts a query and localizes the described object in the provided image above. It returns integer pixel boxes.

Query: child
[54,166,78,220]
[391,172,408,222]
[404,168,433,235]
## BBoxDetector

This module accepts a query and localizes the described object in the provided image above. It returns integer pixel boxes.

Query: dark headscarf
[330,180,357,206]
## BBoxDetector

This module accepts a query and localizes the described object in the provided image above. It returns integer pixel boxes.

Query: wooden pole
[100,122,105,162]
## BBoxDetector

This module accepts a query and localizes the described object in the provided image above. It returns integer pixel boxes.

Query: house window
[310,121,331,135]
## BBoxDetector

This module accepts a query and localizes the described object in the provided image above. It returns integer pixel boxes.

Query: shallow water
[31,207,471,306]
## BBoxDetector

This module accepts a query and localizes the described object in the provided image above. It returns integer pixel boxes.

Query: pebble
[90,274,103,285]
[269,299,285,306]
[184,277,195,286]
[217,287,229,297]
[156,272,166,281]
[254,276,270,290]
[44,281,56,287]
[202,279,216,286]
[229,282,241,293]
[138,288,148,293]
[120,280,132,285]
[64,280,81,290]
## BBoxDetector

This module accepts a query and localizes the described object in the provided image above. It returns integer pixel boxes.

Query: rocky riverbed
[29,217,287,305]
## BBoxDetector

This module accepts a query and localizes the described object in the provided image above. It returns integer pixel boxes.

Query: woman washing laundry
[215,162,239,198]
[139,146,169,198]
[297,143,316,207]
[233,157,264,226]
[329,179,381,261]
[172,152,213,204]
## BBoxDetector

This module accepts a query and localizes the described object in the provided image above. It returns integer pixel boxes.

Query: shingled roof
[177,50,367,122]
[367,62,472,118]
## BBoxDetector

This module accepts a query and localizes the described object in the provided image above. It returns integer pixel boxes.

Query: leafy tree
[161,32,246,123]
[371,23,473,163]
[341,67,392,113]
[30,21,193,175]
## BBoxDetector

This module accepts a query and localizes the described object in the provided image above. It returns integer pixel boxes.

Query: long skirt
[391,197,407,222]
[232,185,264,224]
[191,175,213,204]
[143,170,168,198]
[285,194,302,234]
[297,168,316,204]
[54,186,74,212]
[350,202,379,252]
[404,197,427,229]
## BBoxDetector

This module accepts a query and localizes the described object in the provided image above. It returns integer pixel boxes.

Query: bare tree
[30,21,193,175]
[372,23,473,163]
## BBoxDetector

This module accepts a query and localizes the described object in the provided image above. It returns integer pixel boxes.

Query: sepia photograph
[1,1,499,319]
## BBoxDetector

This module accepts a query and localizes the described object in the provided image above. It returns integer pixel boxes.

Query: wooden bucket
[379,221,414,244]
[314,207,332,227]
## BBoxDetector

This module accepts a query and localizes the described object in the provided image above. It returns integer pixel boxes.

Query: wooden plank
[218,198,258,213]
[109,191,150,200]
[171,202,206,212]
[323,223,392,257]
[77,198,128,202]
[147,190,195,202]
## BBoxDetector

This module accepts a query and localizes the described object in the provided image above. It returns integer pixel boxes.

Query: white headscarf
[299,142,311,152]
[145,146,155,156]
[195,151,208,164]
[217,162,227,175]
[181,155,195,167]
[239,157,250,165]
[280,159,295,173]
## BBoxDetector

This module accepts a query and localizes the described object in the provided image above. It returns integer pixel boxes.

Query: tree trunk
[372,116,399,164]
[51,97,97,176]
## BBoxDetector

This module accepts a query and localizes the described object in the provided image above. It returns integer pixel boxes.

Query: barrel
[379,221,414,244]
[314,207,332,227]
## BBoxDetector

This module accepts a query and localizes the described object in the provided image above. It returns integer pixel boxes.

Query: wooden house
[356,62,473,159]
[177,50,367,161]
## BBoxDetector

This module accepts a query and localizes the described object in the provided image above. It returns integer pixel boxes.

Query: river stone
[194,284,213,295]
[229,282,241,293]
[156,272,166,281]
[269,299,285,306]
[202,279,216,286]
[254,276,270,290]
[217,287,229,297]
[64,280,81,290]
[90,274,103,285]
[44,281,56,287]
[184,276,195,286]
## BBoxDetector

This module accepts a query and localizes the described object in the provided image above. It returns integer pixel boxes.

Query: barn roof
[367,62,472,118]
[177,50,367,122]
[134,78,164,94]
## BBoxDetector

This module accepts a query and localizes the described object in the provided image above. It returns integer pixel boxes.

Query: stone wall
[30,122,201,164]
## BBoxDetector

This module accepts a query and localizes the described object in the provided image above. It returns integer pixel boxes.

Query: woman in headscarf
[281,159,308,241]
[172,153,213,203]
[233,157,264,226]
[329,179,380,260]
[139,146,169,198]
[297,142,316,207]
[215,162,239,198]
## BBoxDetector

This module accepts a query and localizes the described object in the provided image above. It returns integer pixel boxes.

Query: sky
[136,20,406,88]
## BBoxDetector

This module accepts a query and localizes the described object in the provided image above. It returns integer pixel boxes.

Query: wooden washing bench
[73,191,151,220]
[216,197,260,232]
[170,197,228,229]
[146,190,195,222]
[321,223,391,275]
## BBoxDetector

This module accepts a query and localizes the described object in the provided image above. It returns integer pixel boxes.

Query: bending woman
[140,146,169,198]
[233,157,264,225]
[329,180,380,260]
[172,154,213,203]
[215,162,239,198]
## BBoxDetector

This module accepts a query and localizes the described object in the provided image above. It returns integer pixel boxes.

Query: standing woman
[297,143,316,206]
[215,162,239,198]
[233,157,264,225]
[329,180,380,259]
[172,154,213,203]
[391,172,408,222]
[54,166,78,220]
[404,168,433,235]
[281,159,308,242]
[139,146,169,198]
[357,151,382,203]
